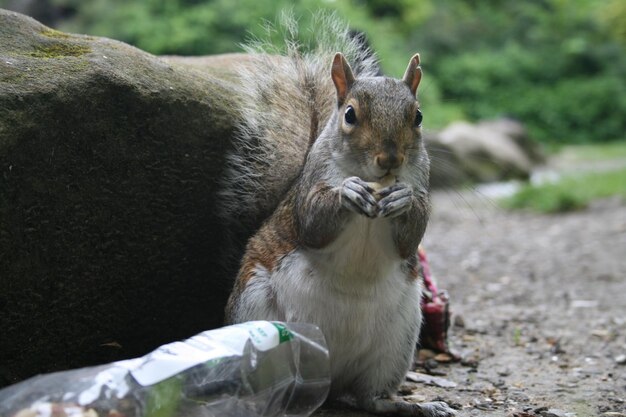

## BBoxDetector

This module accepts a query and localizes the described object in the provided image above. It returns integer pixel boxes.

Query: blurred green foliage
[3,0,625,143]
[501,167,626,213]
[502,141,626,212]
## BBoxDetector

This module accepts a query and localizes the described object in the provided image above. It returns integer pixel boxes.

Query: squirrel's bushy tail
[217,12,380,271]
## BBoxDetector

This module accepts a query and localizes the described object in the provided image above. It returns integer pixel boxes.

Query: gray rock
[426,117,545,185]
[438,120,533,182]
[477,118,545,163]
[0,9,240,387]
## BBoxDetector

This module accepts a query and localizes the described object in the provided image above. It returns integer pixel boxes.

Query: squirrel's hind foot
[358,396,457,417]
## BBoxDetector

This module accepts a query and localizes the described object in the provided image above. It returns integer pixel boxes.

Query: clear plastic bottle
[0,321,330,417]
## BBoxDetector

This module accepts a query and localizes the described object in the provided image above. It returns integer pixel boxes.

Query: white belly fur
[266,216,423,397]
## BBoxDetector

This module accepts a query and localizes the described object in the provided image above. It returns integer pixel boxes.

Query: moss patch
[40,28,72,40]
[30,42,91,58]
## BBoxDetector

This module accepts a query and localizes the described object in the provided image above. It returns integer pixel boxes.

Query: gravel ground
[316,186,626,417]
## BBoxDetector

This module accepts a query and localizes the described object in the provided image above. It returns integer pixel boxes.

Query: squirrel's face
[330,53,425,181]
[336,78,424,180]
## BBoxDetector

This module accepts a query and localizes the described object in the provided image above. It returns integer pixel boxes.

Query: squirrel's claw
[378,183,413,218]
[341,177,379,218]
[417,402,458,417]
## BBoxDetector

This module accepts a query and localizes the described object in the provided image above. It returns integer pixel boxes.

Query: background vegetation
[500,141,626,213]
[2,0,625,145]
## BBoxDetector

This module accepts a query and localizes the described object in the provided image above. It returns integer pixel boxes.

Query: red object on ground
[418,246,454,355]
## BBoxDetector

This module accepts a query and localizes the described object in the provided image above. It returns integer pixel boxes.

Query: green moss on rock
[40,28,72,40]
[29,41,91,58]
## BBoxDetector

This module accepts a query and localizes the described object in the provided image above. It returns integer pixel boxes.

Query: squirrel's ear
[402,53,422,97]
[331,52,355,105]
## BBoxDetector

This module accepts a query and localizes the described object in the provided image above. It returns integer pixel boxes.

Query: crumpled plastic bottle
[0,321,330,417]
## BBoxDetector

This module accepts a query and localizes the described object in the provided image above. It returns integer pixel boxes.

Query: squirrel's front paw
[340,177,379,218]
[377,183,414,218]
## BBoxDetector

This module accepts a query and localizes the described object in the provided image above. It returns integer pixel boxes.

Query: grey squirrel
[221,17,456,417]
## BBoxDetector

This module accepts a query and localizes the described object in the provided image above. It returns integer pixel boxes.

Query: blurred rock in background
[426,118,544,187]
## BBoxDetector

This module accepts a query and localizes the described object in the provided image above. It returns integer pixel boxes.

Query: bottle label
[273,322,294,343]
[125,321,289,386]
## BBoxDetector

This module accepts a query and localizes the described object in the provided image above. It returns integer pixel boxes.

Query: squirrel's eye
[344,106,357,125]
[414,109,423,127]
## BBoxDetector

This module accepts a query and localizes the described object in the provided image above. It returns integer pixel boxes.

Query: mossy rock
[0,9,243,387]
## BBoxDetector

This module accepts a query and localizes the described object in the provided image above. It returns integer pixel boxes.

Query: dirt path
[421,190,626,416]
[316,189,626,416]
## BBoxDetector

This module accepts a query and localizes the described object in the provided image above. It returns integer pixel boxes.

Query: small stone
[571,300,598,308]
[428,368,449,376]
[434,352,454,363]
[418,349,436,361]
[584,357,597,365]
[403,393,427,403]
[592,329,612,338]
[406,371,457,388]
[398,383,415,395]
[601,413,626,417]
[424,358,439,371]
[539,409,571,417]
[549,339,566,354]
[453,314,466,328]
[615,354,626,365]
[461,354,480,368]
[462,334,476,342]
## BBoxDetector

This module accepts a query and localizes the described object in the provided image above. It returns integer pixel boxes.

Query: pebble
[418,348,436,361]
[461,355,480,368]
[405,371,457,388]
[402,393,427,403]
[427,367,449,376]
[601,413,626,417]
[591,329,612,339]
[424,358,439,371]
[434,352,454,363]
[549,340,566,355]
[453,314,465,328]
[398,383,416,395]
[507,390,531,402]
[539,409,573,417]
[462,334,476,342]
[571,299,599,308]
[615,354,626,365]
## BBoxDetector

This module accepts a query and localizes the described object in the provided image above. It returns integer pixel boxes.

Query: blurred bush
[2,0,625,144]
[502,167,626,213]
[421,1,626,143]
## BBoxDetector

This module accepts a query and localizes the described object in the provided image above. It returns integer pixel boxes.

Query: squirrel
[221,16,456,417]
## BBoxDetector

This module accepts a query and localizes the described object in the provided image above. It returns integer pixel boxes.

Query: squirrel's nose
[375,152,404,171]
